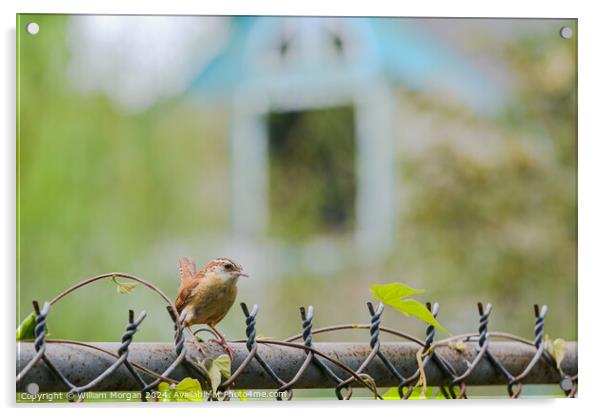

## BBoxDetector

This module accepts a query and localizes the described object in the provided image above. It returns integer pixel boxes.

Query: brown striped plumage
[175,257,247,329]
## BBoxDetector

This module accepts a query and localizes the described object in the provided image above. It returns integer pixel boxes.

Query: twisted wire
[424,302,438,350]
[117,311,147,356]
[66,310,147,401]
[477,302,492,351]
[534,304,548,348]
[33,302,51,352]
[242,303,257,351]
[447,302,494,398]
[298,306,351,399]
[366,302,406,386]
[239,303,289,399]
[301,306,313,347]
[368,302,383,350]
[16,297,577,401]
[140,309,189,401]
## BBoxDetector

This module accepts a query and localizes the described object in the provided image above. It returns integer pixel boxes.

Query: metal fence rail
[18,340,577,391]
[15,274,578,401]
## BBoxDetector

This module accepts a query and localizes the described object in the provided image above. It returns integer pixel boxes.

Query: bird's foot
[208,337,235,359]
[192,337,209,357]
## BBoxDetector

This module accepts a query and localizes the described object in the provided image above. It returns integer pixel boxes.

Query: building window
[267,106,357,240]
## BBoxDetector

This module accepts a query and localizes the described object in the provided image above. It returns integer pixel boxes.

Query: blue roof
[187,17,256,97]
[187,17,504,113]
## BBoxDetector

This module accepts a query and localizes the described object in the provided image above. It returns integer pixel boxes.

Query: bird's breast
[187,276,238,325]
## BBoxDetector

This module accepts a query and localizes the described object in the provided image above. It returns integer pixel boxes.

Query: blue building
[188,17,503,263]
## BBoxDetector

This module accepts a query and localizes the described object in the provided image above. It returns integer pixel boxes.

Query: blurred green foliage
[262,24,576,339]
[18,15,230,340]
[389,31,577,337]
[17,16,576,343]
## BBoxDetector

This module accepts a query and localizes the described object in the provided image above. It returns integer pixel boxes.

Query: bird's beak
[238,272,249,278]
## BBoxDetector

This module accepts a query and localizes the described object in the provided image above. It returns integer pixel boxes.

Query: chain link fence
[16,273,578,401]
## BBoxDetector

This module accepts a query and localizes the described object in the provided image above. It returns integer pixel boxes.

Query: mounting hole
[26,22,39,35]
[560,26,573,39]
[26,382,39,395]
[560,376,573,392]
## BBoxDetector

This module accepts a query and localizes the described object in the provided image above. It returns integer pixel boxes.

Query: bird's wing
[176,257,199,313]
[175,278,196,313]
[178,256,197,282]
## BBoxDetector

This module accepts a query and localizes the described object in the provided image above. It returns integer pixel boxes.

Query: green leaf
[408,387,443,400]
[207,365,221,394]
[173,377,204,401]
[397,299,447,333]
[448,340,467,352]
[207,354,231,393]
[16,312,37,340]
[433,388,446,399]
[383,387,401,400]
[371,283,448,334]
[111,275,139,295]
[370,282,425,303]
[383,386,446,400]
[544,335,566,370]
[234,390,247,401]
[158,377,203,402]
[157,382,172,400]
[213,354,232,378]
[409,387,428,400]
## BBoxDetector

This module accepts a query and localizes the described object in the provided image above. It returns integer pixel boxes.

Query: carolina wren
[175,257,248,352]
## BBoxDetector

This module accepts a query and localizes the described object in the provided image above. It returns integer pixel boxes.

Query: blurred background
[17,16,577,344]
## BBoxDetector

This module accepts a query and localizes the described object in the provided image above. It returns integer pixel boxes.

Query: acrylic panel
[16,15,577,402]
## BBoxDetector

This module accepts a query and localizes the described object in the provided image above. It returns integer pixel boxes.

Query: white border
[2,1,599,416]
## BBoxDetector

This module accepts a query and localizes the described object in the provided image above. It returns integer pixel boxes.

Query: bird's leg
[186,326,208,357]
[206,325,225,343]
[207,324,235,358]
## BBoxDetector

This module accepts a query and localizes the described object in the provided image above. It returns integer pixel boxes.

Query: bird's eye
[224,263,234,271]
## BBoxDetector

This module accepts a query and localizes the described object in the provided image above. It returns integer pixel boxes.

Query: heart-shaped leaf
[544,335,566,370]
[111,275,139,295]
[371,282,448,334]
[207,354,232,393]
[158,377,203,402]
[370,282,425,303]
[16,312,37,340]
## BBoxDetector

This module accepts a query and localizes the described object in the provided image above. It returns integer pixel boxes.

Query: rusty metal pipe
[16,341,576,392]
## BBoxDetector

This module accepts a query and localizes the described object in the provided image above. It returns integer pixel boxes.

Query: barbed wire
[16,274,578,401]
